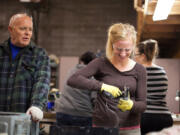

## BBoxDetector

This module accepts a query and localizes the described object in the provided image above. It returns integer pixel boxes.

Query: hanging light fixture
[19,0,41,3]
[19,0,31,2]
[153,0,175,21]
[175,91,180,101]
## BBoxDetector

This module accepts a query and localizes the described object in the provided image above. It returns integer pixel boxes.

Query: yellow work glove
[117,92,133,112]
[101,83,122,98]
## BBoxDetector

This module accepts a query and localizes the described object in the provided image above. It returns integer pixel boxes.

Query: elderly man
[0,13,50,131]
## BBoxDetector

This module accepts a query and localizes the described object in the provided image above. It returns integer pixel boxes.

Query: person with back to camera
[55,51,97,127]
[134,39,173,135]
[67,23,147,135]
[0,13,50,134]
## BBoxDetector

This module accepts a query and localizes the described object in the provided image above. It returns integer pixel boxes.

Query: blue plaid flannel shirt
[0,39,51,112]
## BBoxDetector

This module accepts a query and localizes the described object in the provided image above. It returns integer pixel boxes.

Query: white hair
[9,13,32,27]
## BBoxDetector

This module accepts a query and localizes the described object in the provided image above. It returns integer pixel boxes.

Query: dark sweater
[56,64,97,117]
[67,57,147,128]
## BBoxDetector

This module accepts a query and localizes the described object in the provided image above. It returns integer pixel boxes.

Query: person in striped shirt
[134,39,173,135]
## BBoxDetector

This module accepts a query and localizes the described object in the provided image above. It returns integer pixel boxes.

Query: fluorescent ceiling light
[19,0,31,2]
[153,0,175,21]
[19,0,41,2]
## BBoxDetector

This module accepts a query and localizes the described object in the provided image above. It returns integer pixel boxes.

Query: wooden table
[172,113,180,125]
[40,112,56,134]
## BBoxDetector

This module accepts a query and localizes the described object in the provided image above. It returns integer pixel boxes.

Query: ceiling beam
[142,32,180,39]
[145,15,180,24]
[134,0,147,43]
[136,11,144,43]
[143,24,180,32]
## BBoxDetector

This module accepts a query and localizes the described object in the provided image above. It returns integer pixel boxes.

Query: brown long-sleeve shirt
[67,57,147,128]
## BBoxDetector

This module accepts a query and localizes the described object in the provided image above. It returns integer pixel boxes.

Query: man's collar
[0,38,36,49]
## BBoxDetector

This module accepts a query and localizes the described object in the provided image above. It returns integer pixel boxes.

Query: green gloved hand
[117,92,133,112]
[101,83,122,98]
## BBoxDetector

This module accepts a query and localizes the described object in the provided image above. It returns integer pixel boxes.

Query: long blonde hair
[106,23,137,60]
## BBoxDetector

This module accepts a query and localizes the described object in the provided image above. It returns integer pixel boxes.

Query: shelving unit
[47,55,60,111]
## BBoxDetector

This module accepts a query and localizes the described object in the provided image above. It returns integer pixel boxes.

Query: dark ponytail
[137,39,159,62]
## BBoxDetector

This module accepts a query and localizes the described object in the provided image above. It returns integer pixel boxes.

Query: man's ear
[8,26,13,34]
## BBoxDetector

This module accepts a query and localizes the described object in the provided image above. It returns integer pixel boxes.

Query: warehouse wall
[0,0,25,41]
[0,0,136,56]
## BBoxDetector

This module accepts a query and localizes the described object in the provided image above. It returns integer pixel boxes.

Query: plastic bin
[0,112,31,135]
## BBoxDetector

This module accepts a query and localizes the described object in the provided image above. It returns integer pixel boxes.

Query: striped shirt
[144,65,171,114]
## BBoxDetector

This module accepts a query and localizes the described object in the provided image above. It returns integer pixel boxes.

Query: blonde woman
[68,23,147,135]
